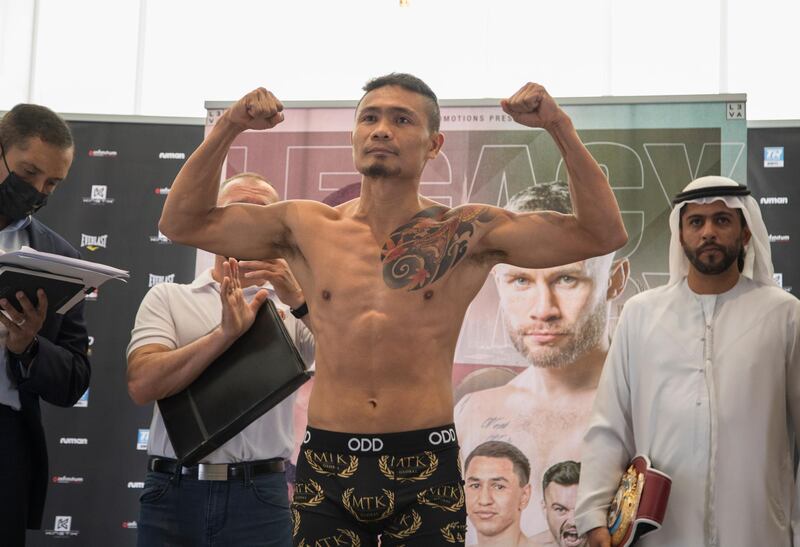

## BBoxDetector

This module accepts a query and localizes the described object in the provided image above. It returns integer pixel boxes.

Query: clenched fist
[226,87,285,131]
[501,82,569,131]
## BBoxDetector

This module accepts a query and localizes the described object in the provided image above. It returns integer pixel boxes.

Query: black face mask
[0,143,48,221]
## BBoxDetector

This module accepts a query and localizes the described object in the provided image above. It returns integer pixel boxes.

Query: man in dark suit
[0,104,90,546]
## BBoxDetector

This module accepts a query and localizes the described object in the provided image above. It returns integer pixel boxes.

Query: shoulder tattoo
[381,205,494,290]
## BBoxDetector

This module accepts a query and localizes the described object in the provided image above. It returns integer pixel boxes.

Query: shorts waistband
[302,424,458,454]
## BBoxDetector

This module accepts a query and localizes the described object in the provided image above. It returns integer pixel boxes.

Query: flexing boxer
[159,73,626,546]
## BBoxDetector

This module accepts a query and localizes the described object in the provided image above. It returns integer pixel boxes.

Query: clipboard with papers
[158,298,312,465]
[0,246,129,314]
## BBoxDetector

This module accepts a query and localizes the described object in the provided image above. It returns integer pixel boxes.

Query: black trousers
[0,403,32,547]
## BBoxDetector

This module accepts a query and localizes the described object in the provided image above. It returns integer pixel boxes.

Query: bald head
[218,173,279,207]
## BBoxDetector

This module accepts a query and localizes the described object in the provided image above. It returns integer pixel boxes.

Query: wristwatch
[290,302,308,319]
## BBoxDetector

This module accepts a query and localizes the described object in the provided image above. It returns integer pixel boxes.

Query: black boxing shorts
[292,424,466,546]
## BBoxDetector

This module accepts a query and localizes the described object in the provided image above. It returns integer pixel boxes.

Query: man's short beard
[507,299,607,369]
[361,162,401,179]
[682,238,742,275]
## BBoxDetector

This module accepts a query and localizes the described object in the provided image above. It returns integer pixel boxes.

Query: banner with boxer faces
[206,96,746,546]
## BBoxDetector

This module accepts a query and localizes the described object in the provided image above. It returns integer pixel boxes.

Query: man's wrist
[217,111,247,135]
[545,113,574,135]
[9,335,39,369]
[290,302,308,319]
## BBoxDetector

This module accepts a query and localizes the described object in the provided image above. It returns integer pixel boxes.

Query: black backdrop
[747,125,800,296]
[26,119,203,546]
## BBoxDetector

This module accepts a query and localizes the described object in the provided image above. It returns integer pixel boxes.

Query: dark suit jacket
[5,217,90,529]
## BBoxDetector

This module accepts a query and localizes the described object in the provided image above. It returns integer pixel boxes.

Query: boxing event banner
[747,123,800,295]
[206,96,746,545]
[27,119,203,546]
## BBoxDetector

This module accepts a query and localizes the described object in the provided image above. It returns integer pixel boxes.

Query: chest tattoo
[381,206,492,290]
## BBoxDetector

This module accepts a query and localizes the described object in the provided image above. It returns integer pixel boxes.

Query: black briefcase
[158,299,312,465]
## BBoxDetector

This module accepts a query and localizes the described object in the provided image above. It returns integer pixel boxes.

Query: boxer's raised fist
[227,87,284,131]
[501,82,567,131]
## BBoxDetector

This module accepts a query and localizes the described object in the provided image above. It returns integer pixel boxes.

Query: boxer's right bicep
[169,200,295,260]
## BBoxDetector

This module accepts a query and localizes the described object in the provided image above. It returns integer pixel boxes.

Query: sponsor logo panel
[80,234,108,251]
[52,476,84,485]
[73,389,89,408]
[148,273,176,287]
[45,516,79,537]
[764,146,784,168]
[59,437,88,445]
[88,149,117,158]
[137,429,150,450]
[82,185,115,205]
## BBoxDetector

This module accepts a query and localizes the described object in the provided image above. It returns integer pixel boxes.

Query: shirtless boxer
[159,73,627,546]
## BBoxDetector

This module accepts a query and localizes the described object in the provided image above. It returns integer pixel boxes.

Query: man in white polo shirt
[126,173,314,546]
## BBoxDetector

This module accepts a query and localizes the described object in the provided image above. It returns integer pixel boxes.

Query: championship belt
[607,455,671,547]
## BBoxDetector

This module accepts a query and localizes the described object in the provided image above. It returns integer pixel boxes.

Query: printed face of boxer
[494,255,612,368]
[542,482,586,547]
[465,456,531,539]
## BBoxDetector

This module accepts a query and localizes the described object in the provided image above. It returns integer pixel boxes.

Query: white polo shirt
[126,268,314,463]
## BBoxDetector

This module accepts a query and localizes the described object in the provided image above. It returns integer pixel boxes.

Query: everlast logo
[347,437,384,452]
[342,488,395,522]
[428,427,456,446]
[293,479,324,507]
[305,450,359,478]
[80,234,108,251]
[297,528,360,547]
[158,152,186,159]
[417,484,465,512]
[148,273,176,287]
[59,437,88,445]
[127,482,144,489]
[760,196,788,205]
[379,452,438,482]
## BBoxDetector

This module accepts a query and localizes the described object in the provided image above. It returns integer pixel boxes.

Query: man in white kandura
[575,176,800,547]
